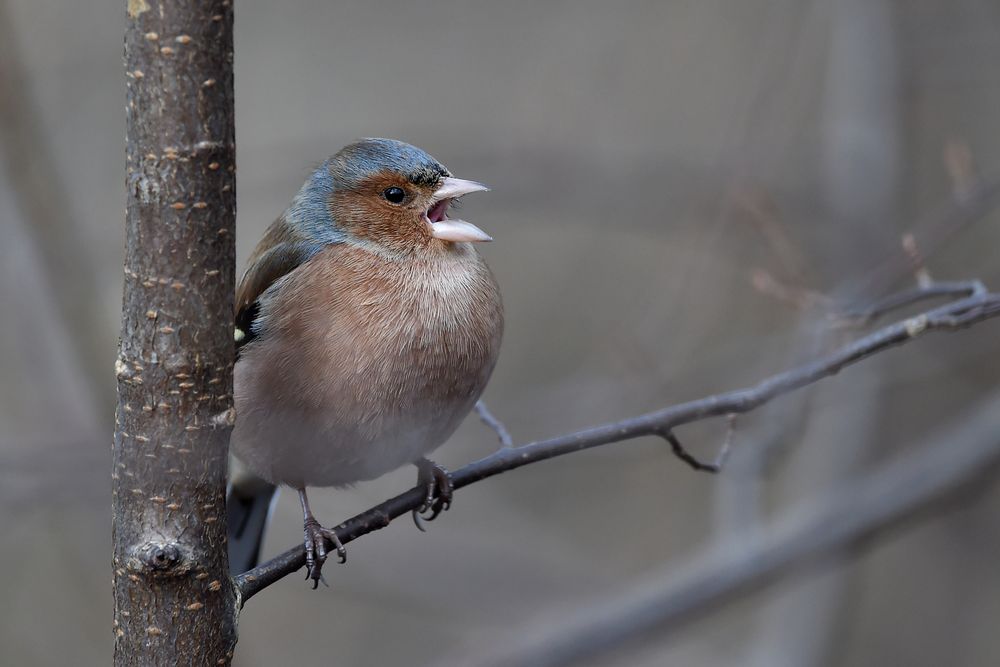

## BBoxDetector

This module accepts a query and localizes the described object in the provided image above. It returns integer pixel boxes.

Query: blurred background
[3,0,1000,665]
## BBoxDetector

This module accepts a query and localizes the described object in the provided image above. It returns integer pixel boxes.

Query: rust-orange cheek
[330,189,431,250]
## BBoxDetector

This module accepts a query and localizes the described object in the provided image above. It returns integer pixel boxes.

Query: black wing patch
[234,300,261,359]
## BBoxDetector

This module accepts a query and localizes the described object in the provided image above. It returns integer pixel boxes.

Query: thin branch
[474,400,514,448]
[433,391,1000,667]
[714,414,738,470]
[235,281,1000,602]
[844,280,985,322]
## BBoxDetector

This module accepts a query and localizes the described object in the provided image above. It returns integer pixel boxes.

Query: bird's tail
[227,468,279,576]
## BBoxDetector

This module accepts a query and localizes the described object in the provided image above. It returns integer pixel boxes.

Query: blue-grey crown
[332,138,450,187]
[285,138,450,245]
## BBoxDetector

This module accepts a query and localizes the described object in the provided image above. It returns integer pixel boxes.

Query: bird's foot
[412,458,454,531]
[302,517,346,589]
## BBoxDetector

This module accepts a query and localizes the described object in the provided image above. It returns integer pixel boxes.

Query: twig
[475,400,514,448]
[661,430,719,472]
[944,138,978,203]
[731,187,808,282]
[860,176,1000,297]
[714,414,738,470]
[235,281,1000,602]
[432,391,1000,667]
[750,268,832,312]
[902,233,932,288]
[844,280,985,323]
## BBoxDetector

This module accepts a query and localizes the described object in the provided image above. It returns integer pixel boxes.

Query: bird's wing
[235,218,323,354]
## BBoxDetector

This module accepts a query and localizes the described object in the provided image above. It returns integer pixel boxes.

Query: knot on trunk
[127,540,193,577]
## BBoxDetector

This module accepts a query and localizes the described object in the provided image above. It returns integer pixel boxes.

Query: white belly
[231,383,478,487]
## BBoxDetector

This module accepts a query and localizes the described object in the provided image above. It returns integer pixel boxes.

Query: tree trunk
[113,1,237,664]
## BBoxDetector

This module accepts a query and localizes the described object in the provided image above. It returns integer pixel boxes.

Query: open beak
[427,177,492,243]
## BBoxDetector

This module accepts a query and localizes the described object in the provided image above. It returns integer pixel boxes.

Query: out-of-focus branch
[860,176,1000,296]
[434,391,1000,667]
[235,280,1000,602]
[0,0,111,401]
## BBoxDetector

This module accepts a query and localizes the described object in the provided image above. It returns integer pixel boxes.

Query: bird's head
[286,138,491,254]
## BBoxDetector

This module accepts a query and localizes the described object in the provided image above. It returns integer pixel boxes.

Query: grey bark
[113,1,237,665]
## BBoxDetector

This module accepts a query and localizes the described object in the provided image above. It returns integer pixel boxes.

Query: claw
[303,517,330,588]
[320,527,347,564]
[298,488,346,588]
[412,458,454,528]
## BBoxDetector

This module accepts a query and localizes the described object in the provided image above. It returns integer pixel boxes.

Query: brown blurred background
[2,0,1000,665]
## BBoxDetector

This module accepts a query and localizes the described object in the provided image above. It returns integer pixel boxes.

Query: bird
[226,138,504,586]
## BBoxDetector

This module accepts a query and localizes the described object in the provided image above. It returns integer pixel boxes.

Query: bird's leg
[412,457,454,530]
[297,488,346,589]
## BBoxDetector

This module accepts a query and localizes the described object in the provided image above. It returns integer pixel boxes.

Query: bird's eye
[383,187,406,204]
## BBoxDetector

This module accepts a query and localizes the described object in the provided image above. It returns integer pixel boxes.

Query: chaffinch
[227,138,503,585]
